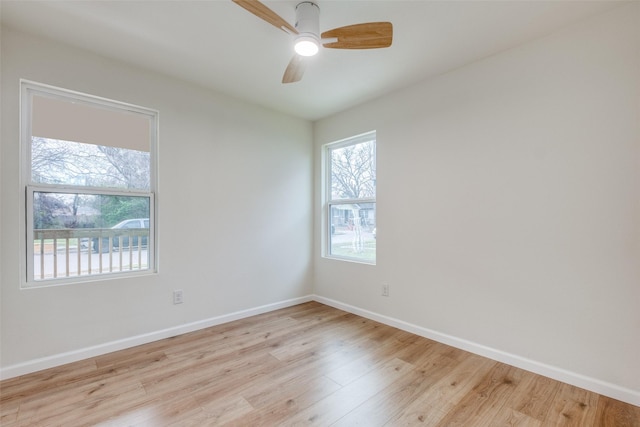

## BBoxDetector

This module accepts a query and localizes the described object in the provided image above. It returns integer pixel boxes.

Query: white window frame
[324,131,376,264]
[20,80,159,287]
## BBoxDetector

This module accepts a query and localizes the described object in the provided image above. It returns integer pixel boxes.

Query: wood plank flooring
[1,301,638,426]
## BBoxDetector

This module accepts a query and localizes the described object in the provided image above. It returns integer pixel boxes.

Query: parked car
[92,218,149,253]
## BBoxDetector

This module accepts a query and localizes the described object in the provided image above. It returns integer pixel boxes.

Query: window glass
[329,202,376,262]
[32,192,151,279]
[33,192,150,230]
[326,132,376,264]
[330,140,376,200]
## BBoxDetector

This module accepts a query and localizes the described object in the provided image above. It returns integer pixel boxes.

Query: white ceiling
[0,0,624,120]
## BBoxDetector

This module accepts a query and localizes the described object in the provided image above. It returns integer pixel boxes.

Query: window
[325,131,376,263]
[21,81,158,285]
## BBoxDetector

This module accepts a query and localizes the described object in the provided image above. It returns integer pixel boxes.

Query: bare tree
[330,141,375,200]
[31,137,149,189]
[97,146,150,190]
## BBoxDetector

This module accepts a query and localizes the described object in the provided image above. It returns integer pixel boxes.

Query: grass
[330,240,376,262]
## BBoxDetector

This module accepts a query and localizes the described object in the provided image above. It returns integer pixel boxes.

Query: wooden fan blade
[322,22,392,49]
[233,0,297,34]
[282,54,307,84]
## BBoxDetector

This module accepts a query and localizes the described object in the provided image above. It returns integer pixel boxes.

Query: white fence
[33,228,149,280]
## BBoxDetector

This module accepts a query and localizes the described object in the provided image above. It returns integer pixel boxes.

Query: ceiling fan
[232,0,393,83]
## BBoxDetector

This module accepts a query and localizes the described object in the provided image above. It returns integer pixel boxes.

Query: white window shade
[32,95,150,152]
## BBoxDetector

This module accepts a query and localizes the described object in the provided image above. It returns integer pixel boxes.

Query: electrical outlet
[173,289,184,304]
[382,284,389,297]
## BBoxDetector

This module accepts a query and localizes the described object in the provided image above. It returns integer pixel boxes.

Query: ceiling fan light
[294,36,319,57]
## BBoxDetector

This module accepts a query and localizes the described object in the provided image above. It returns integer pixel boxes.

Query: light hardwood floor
[1,301,638,426]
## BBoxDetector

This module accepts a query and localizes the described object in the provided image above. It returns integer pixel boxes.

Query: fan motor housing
[295,2,320,38]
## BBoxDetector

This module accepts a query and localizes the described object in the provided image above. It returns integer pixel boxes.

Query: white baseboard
[314,295,640,407]
[0,295,313,381]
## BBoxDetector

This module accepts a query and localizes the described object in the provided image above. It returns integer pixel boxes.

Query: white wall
[314,4,640,403]
[1,27,313,373]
